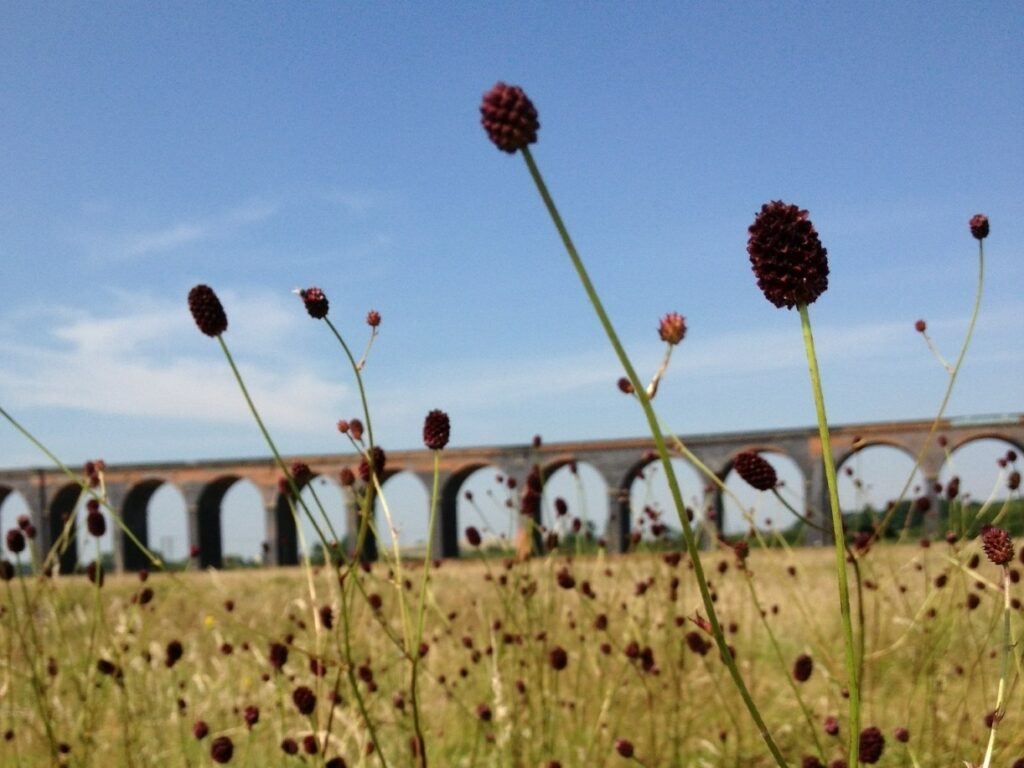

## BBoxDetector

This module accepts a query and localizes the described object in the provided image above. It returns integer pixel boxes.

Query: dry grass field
[2,541,1022,767]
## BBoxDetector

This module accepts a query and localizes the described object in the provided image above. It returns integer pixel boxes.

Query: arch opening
[625,456,707,550]
[375,471,430,558]
[447,464,516,558]
[939,438,1022,538]
[541,460,608,553]
[0,488,31,560]
[837,444,926,538]
[721,451,806,542]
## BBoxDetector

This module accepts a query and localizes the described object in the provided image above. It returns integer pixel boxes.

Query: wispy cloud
[88,198,281,260]
[0,292,350,434]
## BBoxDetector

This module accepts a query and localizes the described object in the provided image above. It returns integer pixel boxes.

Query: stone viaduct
[0,413,1021,573]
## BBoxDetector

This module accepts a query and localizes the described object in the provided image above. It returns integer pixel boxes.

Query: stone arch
[836,442,926,535]
[939,436,1022,535]
[441,463,517,558]
[439,463,489,559]
[540,458,608,552]
[718,447,806,539]
[620,454,707,549]
[219,479,268,567]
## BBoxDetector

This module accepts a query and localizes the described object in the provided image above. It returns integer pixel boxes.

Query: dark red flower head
[793,653,813,682]
[366,309,381,328]
[210,735,234,764]
[292,685,317,715]
[299,287,329,319]
[423,409,451,450]
[747,201,829,308]
[658,312,687,345]
[733,452,778,491]
[188,285,228,337]
[981,525,1014,566]
[969,214,989,240]
[480,82,540,154]
[858,726,885,764]
[358,446,386,483]
[5,528,25,554]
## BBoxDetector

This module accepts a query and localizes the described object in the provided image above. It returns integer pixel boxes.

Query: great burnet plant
[480,80,999,767]
[480,80,791,767]
[188,282,454,768]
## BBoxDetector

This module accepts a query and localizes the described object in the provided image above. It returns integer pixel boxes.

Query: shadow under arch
[196,475,256,569]
[121,477,172,571]
[439,462,494,559]
[48,483,82,574]
[274,468,366,565]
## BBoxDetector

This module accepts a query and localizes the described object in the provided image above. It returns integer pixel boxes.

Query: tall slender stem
[520,146,788,767]
[798,303,860,764]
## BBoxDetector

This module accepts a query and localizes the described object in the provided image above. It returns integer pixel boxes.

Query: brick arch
[276,472,350,566]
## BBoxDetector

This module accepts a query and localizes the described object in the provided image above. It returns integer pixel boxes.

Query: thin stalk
[742,568,825,760]
[979,567,1011,768]
[521,146,787,767]
[324,317,376,451]
[798,303,860,764]
[409,451,441,768]
[216,336,330,550]
[884,239,984,539]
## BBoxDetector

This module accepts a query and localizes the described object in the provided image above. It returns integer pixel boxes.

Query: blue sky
[1,1,1021,516]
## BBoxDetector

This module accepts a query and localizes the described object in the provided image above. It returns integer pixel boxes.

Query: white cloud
[90,198,281,260]
[0,292,350,434]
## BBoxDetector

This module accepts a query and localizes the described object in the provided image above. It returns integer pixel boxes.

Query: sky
[1,2,1022,558]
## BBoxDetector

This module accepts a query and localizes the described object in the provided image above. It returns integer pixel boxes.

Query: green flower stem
[798,303,860,765]
[409,451,441,768]
[324,317,376,451]
[773,488,866,682]
[216,336,331,551]
[339,576,389,768]
[323,317,380,565]
[521,146,788,767]
[886,239,984,539]
[979,567,1011,768]
[741,568,825,761]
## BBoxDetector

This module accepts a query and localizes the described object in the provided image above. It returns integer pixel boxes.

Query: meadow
[2,541,1022,767]
[2,82,1019,768]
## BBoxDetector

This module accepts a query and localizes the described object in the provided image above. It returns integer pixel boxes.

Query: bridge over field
[1,414,1021,572]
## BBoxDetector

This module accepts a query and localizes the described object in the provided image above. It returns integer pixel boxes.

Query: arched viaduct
[1,413,1021,573]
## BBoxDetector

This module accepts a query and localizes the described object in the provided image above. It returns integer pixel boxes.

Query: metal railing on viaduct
[1,414,1021,573]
